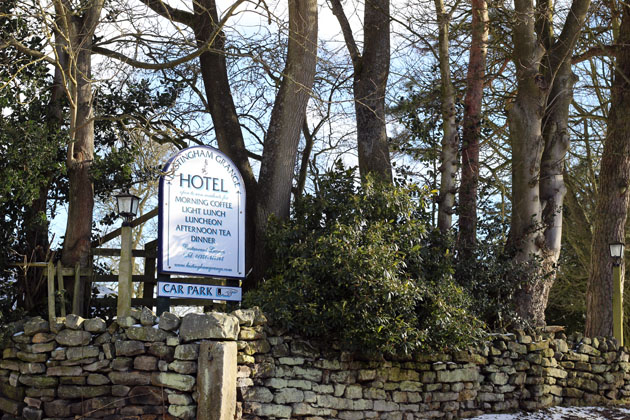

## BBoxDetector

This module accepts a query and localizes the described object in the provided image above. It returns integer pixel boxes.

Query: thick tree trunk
[330,0,392,182]
[193,0,258,280]
[253,0,318,283]
[540,60,576,276]
[62,44,95,273]
[354,0,392,182]
[458,0,487,255]
[57,1,104,313]
[508,0,590,325]
[434,0,459,234]
[20,64,66,311]
[586,2,630,337]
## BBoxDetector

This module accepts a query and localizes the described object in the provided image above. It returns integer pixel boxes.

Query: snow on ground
[468,406,630,420]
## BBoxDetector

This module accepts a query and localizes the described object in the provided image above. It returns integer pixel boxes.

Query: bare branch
[137,0,195,25]
[328,0,361,68]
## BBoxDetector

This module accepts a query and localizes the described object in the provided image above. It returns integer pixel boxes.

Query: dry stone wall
[237,327,630,419]
[0,308,264,420]
[2,308,630,420]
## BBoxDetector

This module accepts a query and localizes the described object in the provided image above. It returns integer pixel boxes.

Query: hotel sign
[158,146,246,279]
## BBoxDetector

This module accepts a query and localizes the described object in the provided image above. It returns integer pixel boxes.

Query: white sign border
[158,145,246,279]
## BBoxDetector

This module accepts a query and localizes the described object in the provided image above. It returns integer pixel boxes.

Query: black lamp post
[610,241,625,346]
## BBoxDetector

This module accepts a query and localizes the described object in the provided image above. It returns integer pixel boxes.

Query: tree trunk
[253,0,318,283]
[193,0,258,280]
[434,0,459,234]
[458,0,487,255]
[540,59,576,280]
[354,0,392,182]
[58,1,104,313]
[330,0,392,182]
[508,0,590,325]
[586,1,630,337]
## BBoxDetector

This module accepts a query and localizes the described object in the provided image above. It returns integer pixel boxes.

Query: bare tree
[3,0,107,313]
[457,0,488,254]
[432,0,459,234]
[586,0,630,337]
[330,0,393,182]
[96,0,318,284]
[507,0,591,325]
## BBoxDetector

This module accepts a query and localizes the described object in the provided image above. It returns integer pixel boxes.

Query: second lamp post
[610,241,625,347]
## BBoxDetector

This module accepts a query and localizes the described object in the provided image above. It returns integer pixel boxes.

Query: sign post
[157,146,246,309]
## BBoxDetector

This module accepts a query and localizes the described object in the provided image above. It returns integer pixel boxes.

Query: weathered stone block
[83,359,110,372]
[55,329,91,346]
[64,314,85,330]
[19,362,45,375]
[112,384,131,397]
[66,345,99,360]
[151,371,195,391]
[84,317,107,333]
[134,355,158,371]
[22,406,43,420]
[44,399,71,417]
[436,368,478,383]
[179,313,239,342]
[116,316,136,328]
[115,340,145,356]
[109,370,151,386]
[16,352,46,363]
[140,307,157,326]
[317,395,352,410]
[31,333,55,344]
[169,360,197,374]
[112,357,133,371]
[168,404,197,419]
[128,385,165,405]
[239,326,266,341]
[373,400,399,411]
[287,379,312,390]
[242,386,274,403]
[169,393,194,405]
[0,396,24,416]
[145,342,174,362]
[233,307,267,326]
[87,373,110,385]
[126,326,172,342]
[175,344,199,360]
[274,388,304,404]
[24,388,55,399]
[57,385,110,398]
[158,312,181,331]
[47,365,82,376]
[24,317,49,336]
[19,375,58,388]
[291,402,332,416]
[59,375,86,385]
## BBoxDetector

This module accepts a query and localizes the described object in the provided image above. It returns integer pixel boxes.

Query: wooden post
[143,241,157,310]
[156,273,170,316]
[613,263,624,346]
[56,261,66,317]
[72,262,81,315]
[47,261,56,325]
[117,224,133,318]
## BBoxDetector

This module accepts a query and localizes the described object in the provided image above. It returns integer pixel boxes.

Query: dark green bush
[245,166,484,355]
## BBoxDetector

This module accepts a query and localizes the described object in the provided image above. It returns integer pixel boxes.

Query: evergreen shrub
[246,166,485,355]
